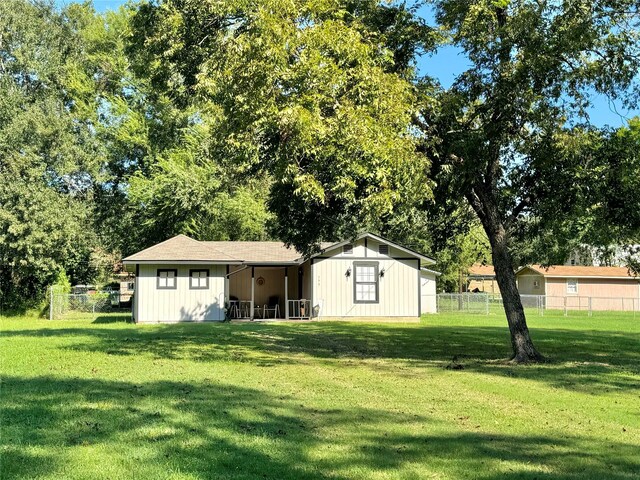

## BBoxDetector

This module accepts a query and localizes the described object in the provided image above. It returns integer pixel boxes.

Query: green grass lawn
[1,312,639,479]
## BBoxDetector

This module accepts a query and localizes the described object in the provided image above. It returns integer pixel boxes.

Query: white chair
[263,296,281,319]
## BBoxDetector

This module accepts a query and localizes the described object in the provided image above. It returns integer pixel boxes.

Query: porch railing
[288,299,311,319]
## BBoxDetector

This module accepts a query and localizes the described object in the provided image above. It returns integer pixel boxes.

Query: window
[566,279,578,294]
[189,269,209,290]
[127,282,135,291]
[157,269,177,289]
[570,258,576,266]
[378,244,389,255]
[343,244,353,254]
[533,280,540,289]
[354,262,379,303]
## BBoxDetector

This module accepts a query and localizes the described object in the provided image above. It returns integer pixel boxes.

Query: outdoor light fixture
[345,267,351,278]
[379,268,385,278]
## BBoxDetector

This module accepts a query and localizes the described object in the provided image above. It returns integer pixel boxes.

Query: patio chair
[263,296,281,319]
[228,296,240,319]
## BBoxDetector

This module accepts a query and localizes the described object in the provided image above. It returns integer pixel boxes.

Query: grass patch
[1,313,639,479]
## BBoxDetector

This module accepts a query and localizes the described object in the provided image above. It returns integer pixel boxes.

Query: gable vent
[378,244,389,255]
[343,244,353,254]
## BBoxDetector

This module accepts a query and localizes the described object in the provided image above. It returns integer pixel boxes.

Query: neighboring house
[516,265,640,311]
[122,232,438,323]
[466,264,499,293]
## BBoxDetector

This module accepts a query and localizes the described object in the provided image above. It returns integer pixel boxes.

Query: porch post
[251,267,255,320]
[284,267,289,320]
[225,265,229,304]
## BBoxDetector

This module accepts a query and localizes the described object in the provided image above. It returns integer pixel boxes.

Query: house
[516,265,640,311]
[122,232,438,323]
[466,264,499,293]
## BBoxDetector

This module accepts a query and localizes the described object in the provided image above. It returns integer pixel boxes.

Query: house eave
[122,259,302,267]
[543,275,638,280]
[123,259,241,265]
[420,267,442,276]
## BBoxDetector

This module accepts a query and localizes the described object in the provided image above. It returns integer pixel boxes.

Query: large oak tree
[418,0,640,361]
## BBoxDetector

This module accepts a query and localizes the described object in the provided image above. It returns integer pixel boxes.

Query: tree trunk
[467,190,544,363]
[490,231,544,362]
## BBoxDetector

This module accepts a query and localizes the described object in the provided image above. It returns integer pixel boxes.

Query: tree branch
[507,196,531,228]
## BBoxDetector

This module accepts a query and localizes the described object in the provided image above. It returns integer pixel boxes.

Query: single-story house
[123,232,438,323]
[466,264,499,293]
[516,265,640,311]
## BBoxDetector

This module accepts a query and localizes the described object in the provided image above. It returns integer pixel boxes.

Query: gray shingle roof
[123,235,237,262]
[203,241,302,263]
[123,233,434,265]
[123,235,333,264]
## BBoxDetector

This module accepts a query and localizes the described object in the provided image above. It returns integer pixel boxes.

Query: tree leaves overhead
[127,0,434,253]
[0,0,103,307]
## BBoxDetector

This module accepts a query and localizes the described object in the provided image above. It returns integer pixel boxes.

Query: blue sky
[57,0,638,127]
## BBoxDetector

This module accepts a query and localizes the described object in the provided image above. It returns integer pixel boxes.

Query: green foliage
[528,118,640,271]
[436,222,492,292]
[0,0,105,308]
[590,120,640,250]
[126,0,433,253]
[420,0,640,286]
[52,270,72,295]
[424,0,640,237]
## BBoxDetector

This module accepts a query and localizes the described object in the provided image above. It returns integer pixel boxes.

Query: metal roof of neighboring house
[468,264,496,277]
[517,265,638,279]
[123,232,435,265]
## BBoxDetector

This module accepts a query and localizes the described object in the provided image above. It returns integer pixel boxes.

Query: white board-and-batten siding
[135,264,225,323]
[312,238,421,318]
[420,271,437,314]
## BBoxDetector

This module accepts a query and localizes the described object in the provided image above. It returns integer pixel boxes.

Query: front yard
[1,313,639,479]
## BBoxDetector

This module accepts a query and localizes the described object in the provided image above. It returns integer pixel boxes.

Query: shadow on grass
[2,322,639,393]
[1,374,638,479]
[92,314,132,324]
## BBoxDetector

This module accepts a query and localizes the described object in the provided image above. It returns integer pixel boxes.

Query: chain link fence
[434,293,639,317]
[49,287,132,320]
[436,293,490,314]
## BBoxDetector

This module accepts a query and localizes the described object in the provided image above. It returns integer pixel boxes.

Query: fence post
[49,286,53,320]
[563,296,567,317]
[537,295,542,317]
[588,296,592,317]
[536,295,540,316]
[485,293,489,315]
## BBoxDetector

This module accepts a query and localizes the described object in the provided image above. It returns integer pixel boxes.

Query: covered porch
[226,264,312,320]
